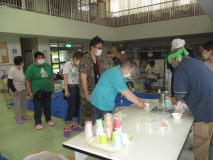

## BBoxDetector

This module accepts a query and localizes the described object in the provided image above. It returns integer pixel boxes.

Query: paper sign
[0,49,7,56]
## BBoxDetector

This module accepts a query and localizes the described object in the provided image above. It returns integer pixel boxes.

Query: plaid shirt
[79,53,105,99]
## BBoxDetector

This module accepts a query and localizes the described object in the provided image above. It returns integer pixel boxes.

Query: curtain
[110,0,196,16]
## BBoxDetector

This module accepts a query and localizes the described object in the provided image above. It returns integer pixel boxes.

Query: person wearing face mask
[8,56,31,124]
[202,41,213,72]
[143,60,160,93]
[25,52,55,130]
[167,39,198,105]
[90,59,146,120]
[167,48,213,160]
[79,36,106,128]
[63,51,84,137]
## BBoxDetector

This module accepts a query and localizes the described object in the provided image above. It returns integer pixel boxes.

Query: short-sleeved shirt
[25,63,53,94]
[79,53,105,99]
[8,66,25,91]
[90,66,128,111]
[145,64,159,79]
[204,61,213,73]
[63,59,79,84]
[173,58,213,123]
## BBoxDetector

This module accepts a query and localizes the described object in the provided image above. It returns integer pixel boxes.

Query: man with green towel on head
[167,48,213,160]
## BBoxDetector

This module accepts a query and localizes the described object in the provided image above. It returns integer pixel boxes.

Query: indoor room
[0,0,213,159]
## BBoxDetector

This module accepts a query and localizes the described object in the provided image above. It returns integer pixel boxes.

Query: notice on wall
[10,46,19,62]
[0,49,7,56]
[43,50,48,62]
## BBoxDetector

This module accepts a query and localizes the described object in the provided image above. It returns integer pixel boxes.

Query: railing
[0,0,204,27]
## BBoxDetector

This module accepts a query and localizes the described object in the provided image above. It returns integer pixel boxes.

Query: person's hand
[86,94,90,101]
[29,92,33,99]
[171,97,177,105]
[14,91,18,96]
[138,98,144,103]
[137,100,146,109]
[65,91,70,97]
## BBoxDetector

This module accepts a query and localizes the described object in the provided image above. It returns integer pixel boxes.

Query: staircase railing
[0,0,204,27]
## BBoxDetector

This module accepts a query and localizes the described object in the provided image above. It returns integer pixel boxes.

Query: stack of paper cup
[85,120,93,140]
[113,117,122,134]
[96,119,104,141]
[104,113,113,141]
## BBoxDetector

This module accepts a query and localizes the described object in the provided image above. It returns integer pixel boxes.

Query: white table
[63,100,194,160]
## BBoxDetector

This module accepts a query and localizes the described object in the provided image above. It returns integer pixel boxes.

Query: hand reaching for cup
[137,99,146,109]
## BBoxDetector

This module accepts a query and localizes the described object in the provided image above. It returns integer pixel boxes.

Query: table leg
[75,151,88,160]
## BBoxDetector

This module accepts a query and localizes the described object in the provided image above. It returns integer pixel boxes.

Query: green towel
[167,48,189,64]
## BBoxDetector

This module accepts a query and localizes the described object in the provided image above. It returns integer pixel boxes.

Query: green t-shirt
[25,63,53,94]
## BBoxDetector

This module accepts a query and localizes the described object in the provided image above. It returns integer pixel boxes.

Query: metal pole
[128,9,130,25]
[169,2,171,19]
[193,0,195,15]
[163,53,166,91]
[48,0,51,15]
[148,6,149,22]
[70,0,73,19]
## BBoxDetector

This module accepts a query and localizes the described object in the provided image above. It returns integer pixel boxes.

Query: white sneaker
[47,120,55,126]
[35,124,43,130]
[132,88,135,92]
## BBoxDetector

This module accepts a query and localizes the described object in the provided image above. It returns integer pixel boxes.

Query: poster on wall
[43,50,48,62]
[10,46,19,62]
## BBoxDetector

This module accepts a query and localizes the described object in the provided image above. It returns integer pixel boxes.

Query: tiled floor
[0,85,194,160]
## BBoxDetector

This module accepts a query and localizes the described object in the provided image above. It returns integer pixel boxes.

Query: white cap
[172,38,185,49]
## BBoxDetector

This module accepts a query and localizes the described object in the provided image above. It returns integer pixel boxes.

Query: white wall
[0,35,21,90]
[114,15,213,41]
[37,37,51,64]
[0,6,115,41]
[0,35,21,64]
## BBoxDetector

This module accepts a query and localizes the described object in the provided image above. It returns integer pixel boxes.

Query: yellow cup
[99,133,108,144]
[112,131,119,142]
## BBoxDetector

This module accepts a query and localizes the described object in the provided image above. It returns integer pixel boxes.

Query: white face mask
[95,49,102,56]
[202,53,209,59]
[123,73,131,78]
[76,61,80,65]
[21,63,25,67]
[37,59,45,65]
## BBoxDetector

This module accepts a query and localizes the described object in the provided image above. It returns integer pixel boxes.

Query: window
[110,0,194,16]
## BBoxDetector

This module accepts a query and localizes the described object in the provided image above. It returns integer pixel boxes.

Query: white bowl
[171,113,182,119]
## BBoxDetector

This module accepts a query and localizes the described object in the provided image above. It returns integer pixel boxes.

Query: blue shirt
[90,66,128,111]
[174,58,213,123]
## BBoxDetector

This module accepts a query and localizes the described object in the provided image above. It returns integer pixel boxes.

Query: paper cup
[99,133,108,144]
[112,131,119,142]
[113,135,122,148]
[96,127,104,141]
[120,133,129,146]
[96,119,103,128]
[165,100,171,107]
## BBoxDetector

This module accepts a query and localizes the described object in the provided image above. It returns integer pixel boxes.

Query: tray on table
[87,135,133,153]
[151,106,174,115]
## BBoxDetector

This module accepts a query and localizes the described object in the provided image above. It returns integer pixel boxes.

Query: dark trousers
[65,85,80,125]
[144,78,157,91]
[126,81,134,89]
[33,91,52,125]
[94,107,113,120]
